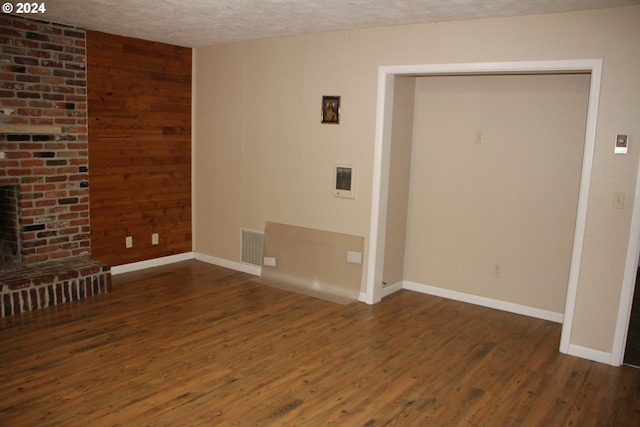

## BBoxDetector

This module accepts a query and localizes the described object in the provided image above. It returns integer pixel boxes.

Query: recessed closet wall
[384,73,591,314]
[382,76,416,286]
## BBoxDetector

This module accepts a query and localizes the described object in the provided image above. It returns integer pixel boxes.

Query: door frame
[365,59,603,360]
[611,153,640,365]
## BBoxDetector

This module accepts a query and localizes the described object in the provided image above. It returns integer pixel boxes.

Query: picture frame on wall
[334,163,355,199]
[322,96,340,124]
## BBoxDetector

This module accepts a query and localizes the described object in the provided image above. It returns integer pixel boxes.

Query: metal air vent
[240,229,264,266]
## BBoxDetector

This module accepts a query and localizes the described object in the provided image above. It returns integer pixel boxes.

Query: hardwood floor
[1,260,639,426]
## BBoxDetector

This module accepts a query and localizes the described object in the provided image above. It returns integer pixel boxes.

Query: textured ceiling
[29,0,640,47]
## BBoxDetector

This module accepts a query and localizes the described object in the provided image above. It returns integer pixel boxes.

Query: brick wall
[0,15,89,264]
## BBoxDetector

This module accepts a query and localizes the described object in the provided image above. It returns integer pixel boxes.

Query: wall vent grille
[241,229,264,266]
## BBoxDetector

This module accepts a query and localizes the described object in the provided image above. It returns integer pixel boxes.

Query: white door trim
[611,152,640,365]
[366,59,603,359]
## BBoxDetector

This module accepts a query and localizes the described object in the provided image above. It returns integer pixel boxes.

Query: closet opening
[365,60,603,360]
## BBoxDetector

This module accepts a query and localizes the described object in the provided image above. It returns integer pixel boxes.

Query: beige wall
[382,77,416,287]
[404,73,589,313]
[194,6,640,354]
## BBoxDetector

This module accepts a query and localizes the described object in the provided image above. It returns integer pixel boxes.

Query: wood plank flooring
[1,260,639,426]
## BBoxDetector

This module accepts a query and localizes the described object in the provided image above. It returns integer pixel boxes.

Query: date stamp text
[3,2,47,14]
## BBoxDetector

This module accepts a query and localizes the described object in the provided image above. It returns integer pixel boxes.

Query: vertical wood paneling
[86,31,192,266]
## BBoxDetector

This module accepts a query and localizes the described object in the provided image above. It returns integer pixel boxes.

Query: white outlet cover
[347,251,362,264]
[263,257,277,267]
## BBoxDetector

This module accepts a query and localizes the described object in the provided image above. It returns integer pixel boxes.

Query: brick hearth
[0,257,111,317]
[0,16,112,316]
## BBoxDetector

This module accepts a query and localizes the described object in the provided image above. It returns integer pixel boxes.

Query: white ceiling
[33,0,640,47]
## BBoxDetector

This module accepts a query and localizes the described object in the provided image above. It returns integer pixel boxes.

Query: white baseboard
[359,281,403,302]
[382,281,404,298]
[403,280,564,323]
[111,252,195,275]
[567,344,614,365]
[195,252,261,276]
[111,252,262,277]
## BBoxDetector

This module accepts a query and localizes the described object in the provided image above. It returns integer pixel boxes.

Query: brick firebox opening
[0,185,20,269]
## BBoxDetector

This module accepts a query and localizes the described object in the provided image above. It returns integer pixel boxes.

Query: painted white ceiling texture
[30,0,640,47]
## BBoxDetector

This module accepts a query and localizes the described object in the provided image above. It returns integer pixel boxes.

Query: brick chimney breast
[1,15,89,264]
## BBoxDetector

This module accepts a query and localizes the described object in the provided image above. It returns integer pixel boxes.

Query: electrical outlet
[493,264,502,278]
[263,257,276,267]
[125,236,133,248]
[152,233,159,245]
[613,192,625,210]
[347,251,363,264]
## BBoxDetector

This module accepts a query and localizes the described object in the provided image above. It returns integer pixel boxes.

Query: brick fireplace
[0,15,111,316]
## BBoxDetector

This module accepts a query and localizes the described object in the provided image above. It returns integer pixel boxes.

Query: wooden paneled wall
[86,31,192,267]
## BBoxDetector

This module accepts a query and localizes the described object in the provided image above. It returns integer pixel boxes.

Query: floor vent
[241,229,264,266]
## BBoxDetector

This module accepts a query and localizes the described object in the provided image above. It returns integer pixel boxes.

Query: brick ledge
[0,258,111,317]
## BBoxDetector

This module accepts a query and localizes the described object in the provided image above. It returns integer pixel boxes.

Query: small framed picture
[322,96,340,124]
[334,164,355,199]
